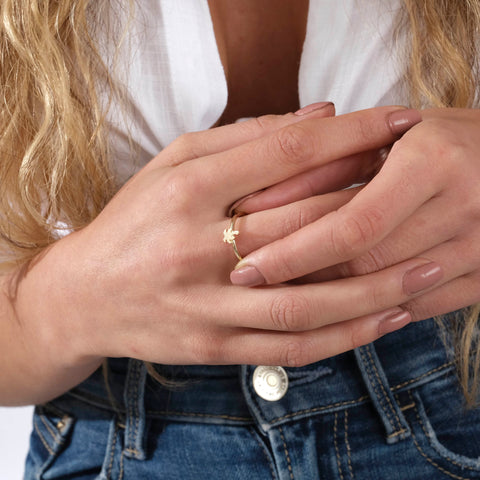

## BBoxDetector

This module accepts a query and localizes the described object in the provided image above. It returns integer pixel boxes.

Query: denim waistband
[62,318,455,459]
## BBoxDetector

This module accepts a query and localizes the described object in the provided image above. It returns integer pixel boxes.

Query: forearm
[0,240,103,406]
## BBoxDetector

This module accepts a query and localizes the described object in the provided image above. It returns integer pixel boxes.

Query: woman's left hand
[230,108,480,322]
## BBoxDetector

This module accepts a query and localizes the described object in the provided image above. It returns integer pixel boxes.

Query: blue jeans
[25,318,480,479]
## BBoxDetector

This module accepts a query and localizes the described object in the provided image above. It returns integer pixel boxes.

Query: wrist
[13,234,104,388]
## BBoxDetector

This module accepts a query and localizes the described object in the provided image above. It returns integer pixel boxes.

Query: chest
[207,0,309,123]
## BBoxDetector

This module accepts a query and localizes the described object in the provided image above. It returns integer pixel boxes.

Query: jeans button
[252,366,289,401]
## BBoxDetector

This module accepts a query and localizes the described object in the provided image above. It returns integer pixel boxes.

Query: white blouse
[105,0,404,183]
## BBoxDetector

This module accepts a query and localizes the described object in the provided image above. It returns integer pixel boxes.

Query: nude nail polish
[230,265,265,287]
[387,109,422,135]
[378,311,411,336]
[294,101,334,116]
[402,262,443,295]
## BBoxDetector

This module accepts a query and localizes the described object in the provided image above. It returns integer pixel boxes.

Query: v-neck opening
[203,0,312,126]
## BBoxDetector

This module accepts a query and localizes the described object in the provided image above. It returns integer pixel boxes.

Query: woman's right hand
[9,103,419,404]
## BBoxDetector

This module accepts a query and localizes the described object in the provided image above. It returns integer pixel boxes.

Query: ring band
[223,213,244,261]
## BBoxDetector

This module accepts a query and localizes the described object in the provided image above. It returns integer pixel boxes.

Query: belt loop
[354,343,410,444]
[123,359,148,460]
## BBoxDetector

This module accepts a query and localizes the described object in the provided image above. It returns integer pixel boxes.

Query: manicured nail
[230,265,265,287]
[403,262,443,295]
[378,310,411,336]
[387,108,422,135]
[294,101,334,116]
[228,191,263,217]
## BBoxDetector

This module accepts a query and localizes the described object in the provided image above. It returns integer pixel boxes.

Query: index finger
[231,116,438,286]
[146,102,336,171]
[190,107,421,206]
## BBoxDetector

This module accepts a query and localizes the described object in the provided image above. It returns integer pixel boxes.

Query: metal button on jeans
[252,365,289,401]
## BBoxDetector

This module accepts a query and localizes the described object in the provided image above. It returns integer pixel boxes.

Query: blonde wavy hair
[0,0,480,403]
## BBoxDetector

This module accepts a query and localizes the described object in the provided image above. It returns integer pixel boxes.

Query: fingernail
[228,191,263,217]
[387,108,422,135]
[403,262,443,295]
[378,310,411,336]
[294,101,334,116]
[230,265,266,287]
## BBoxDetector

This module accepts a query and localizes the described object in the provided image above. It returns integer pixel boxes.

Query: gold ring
[223,213,244,261]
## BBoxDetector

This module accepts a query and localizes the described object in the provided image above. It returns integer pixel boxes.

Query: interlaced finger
[187,107,421,207]
[205,258,444,332]
[232,124,444,285]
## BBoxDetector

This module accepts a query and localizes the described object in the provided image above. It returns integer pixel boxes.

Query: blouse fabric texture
[24,1,480,480]
[107,0,403,183]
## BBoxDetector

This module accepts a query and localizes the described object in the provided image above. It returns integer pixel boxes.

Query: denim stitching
[391,362,454,392]
[153,397,366,424]
[107,421,119,480]
[125,361,141,456]
[126,366,133,454]
[33,419,54,456]
[39,412,56,441]
[118,448,125,480]
[334,412,345,480]
[359,349,394,429]
[126,362,135,454]
[344,411,354,480]
[278,427,295,480]
[363,346,402,431]
[408,419,473,480]
[128,363,136,452]
[410,431,474,480]
[145,363,451,425]
[409,391,480,473]
[66,391,126,413]
[66,361,453,430]
[249,427,277,480]
[131,362,140,455]
[124,448,139,455]
[273,396,370,423]
[146,410,252,422]
[386,428,408,440]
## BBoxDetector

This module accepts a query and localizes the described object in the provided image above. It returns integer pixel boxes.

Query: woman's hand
[231,108,480,325]
[11,104,428,389]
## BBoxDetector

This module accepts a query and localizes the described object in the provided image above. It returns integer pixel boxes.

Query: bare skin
[4,1,480,407]
[0,106,420,405]
[208,0,309,122]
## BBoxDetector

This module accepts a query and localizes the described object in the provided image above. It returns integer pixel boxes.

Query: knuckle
[422,124,460,160]
[166,167,204,210]
[282,205,309,235]
[268,246,303,282]
[462,187,480,218]
[400,301,421,322]
[251,114,282,132]
[403,120,463,171]
[280,338,313,367]
[347,247,389,276]
[369,283,389,311]
[436,137,464,168]
[350,114,379,145]
[347,323,373,350]
[169,132,199,160]
[421,119,454,145]
[272,124,314,166]
[162,171,194,213]
[330,207,385,260]
[269,293,309,331]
